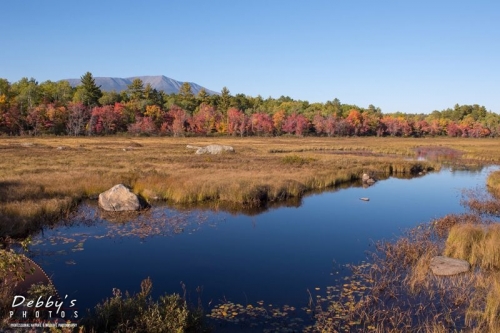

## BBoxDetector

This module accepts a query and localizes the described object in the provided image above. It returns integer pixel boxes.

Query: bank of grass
[487,170,500,197]
[0,136,455,239]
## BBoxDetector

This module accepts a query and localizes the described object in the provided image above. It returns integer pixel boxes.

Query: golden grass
[466,272,500,332]
[445,223,500,270]
[487,170,500,198]
[1,136,498,238]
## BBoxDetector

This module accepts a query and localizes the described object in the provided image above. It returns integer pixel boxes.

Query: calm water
[26,166,496,315]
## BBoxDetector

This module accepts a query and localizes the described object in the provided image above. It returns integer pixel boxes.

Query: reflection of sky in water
[27,166,498,315]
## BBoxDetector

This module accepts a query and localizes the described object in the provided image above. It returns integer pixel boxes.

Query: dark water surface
[27,166,497,316]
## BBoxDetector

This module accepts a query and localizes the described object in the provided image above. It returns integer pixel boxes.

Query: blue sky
[2,1,499,114]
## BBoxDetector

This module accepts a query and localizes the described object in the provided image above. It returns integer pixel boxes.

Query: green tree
[11,77,41,115]
[99,91,122,105]
[218,86,231,115]
[144,83,163,106]
[178,82,196,113]
[196,88,210,106]
[76,72,102,107]
[0,78,12,104]
[39,80,74,105]
[127,78,145,101]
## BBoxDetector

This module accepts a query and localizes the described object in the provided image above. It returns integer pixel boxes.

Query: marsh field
[2,136,500,332]
[2,136,498,238]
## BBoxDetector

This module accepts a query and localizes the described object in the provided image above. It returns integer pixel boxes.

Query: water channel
[24,164,498,329]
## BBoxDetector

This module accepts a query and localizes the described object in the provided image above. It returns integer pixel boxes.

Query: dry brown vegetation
[487,170,500,197]
[0,136,461,239]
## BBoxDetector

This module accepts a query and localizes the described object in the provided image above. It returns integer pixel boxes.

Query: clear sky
[2,1,499,114]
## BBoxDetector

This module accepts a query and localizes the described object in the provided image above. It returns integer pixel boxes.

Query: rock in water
[429,256,470,276]
[362,173,376,184]
[98,184,141,211]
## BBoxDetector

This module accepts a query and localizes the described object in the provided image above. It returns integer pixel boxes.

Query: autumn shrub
[81,278,207,333]
[432,213,483,238]
[0,250,33,329]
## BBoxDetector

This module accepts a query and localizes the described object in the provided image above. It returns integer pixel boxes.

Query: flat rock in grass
[187,144,235,155]
[98,184,142,211]
[430,256,470,276]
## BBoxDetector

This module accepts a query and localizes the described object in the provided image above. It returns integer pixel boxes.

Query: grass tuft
[445,223,500,270]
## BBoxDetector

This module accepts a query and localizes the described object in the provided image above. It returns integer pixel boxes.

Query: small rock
[362,173,376,184]
[98,184,142,211]
[430,256,470,276]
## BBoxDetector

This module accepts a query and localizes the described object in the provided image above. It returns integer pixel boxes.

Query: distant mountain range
[63,75,218,95]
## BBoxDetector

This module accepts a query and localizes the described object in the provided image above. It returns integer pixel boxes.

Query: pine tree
[127,78,145,101]
[79,72,102,107]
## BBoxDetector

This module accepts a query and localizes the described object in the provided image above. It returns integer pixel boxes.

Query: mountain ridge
[63,75,218,95]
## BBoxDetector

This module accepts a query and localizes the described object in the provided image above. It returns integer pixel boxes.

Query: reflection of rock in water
[42,201,215,243]
[99,209,144,223]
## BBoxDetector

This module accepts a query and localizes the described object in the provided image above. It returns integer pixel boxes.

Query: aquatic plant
[81,278,208,333]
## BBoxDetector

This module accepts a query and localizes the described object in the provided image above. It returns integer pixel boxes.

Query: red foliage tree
[128,117,157,135]
[165,105,188,137]
[189,103,221,135]
[91,103,126,134]
[227,107,249,136]
[250,112,274,136]
[313,113,326,135]
[282,113,309,136]
[446,121,462,137]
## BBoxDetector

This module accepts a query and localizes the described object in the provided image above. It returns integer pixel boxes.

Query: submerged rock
[187,144,235,155]
[430,256,470,276]
[98,184,143,211]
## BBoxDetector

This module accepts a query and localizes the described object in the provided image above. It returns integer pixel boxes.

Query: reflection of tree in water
[414,146,485,172]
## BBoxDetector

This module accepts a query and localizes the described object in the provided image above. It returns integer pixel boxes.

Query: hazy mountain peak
[63,75,217,95]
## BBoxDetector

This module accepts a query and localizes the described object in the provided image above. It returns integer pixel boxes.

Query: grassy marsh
[0,136,460,239]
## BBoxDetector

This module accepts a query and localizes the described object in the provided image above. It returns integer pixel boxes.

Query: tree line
[0,72,499,138]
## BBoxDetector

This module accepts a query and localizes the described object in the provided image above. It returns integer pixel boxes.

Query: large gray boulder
[187,144,235,155]
[98,184,141,211]
[430,256,470,276]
